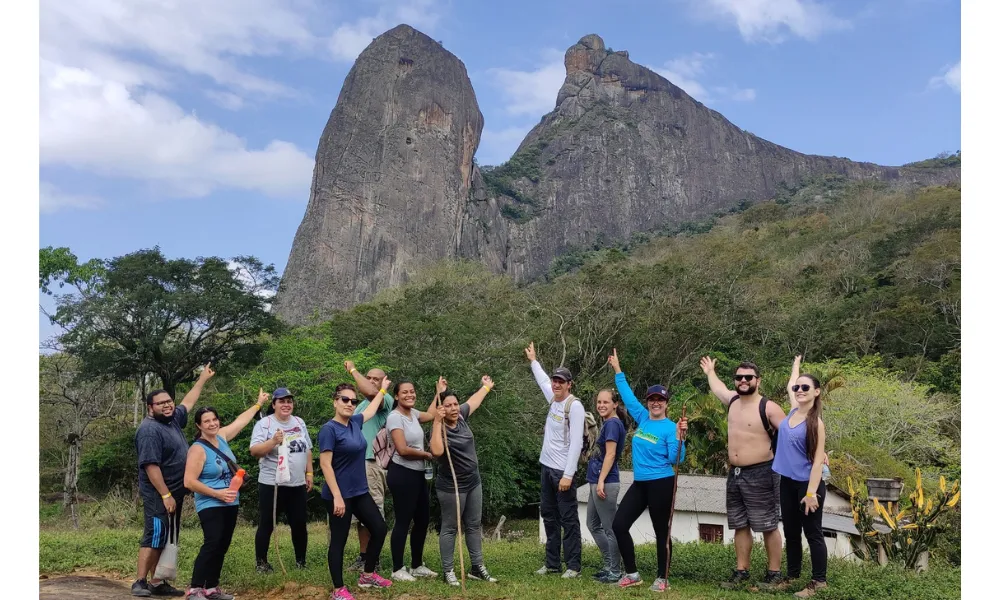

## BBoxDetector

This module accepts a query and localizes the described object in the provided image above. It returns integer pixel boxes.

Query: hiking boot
[202,588,234,600]
[720,569,750,589]
[149,581,185,596]
[760,570,791,590]
[391,567,416,581]
[469,564,497,583]
[649,578,670,592]
[794,580,828,598]
[410,564,438,577]
[346,555,365,572]
[255,560,274,574]
[535,565,560,575]
[184,589,207,600]
[358,571,392,589]
[443,570,460,586]
[562,569,580,579]
[618,573,643,588]
[332,587,356,600]
[598,571,622,584]
[131,579,152,597]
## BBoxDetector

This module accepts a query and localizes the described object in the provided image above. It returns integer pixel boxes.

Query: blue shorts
[140,490,184,549]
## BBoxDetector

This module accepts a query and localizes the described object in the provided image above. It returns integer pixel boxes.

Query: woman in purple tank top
[771,355,828,598]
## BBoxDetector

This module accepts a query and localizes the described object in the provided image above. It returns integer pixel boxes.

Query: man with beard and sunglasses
[132,364,215,597]
[700,357,786,589]
[342,360,396,572]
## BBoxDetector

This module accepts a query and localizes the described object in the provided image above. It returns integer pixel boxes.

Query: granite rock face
[275,30,959,324]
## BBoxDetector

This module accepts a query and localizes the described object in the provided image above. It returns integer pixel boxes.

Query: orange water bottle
[228,468,245,491]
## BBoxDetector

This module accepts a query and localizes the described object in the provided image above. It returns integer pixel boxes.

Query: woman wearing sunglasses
[772,355,828,598]
[319,380,394,600]
[607,349,687,593]
[249,387,313,573]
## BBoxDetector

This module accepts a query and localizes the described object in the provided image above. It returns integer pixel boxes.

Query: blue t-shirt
[615,372,686,481]
[319,414,368,500]
[773,408,813,481]
[135,406,190,497]
[192,436,240,513]
[586,417,626,484]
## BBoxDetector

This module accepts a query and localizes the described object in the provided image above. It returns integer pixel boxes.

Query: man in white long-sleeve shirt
[525,342,584,578]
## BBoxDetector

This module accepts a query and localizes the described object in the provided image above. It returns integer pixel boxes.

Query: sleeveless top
[772,408,813,481]
[193,436,240,512]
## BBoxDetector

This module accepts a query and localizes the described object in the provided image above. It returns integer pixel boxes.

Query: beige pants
[352,460,387,523]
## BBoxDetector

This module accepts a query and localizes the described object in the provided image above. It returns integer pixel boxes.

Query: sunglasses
[336,395,360,406]
[734,374,756,382]
[791,384,813,392]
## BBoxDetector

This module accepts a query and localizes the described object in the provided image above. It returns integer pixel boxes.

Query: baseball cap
[272,387,294,399]
[551,367,574,382]
[645,385,670,400]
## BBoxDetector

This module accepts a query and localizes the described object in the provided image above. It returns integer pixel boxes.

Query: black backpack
[728,395,778,454]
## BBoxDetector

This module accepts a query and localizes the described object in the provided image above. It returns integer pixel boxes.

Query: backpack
[563,395,600,466]
[729,395,778,454]
[373,427,394,469]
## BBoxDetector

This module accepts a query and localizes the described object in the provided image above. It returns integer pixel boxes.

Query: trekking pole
[664,402,687,583]
[441,399,467,592]
[272,482,287,576]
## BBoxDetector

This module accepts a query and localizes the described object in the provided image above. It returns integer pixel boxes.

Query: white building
[539,471,860,560]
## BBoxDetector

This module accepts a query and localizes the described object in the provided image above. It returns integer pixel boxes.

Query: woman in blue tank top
[772,356,828,598]
[183,390,269,600]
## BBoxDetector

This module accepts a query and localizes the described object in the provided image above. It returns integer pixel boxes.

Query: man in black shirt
[131,365,214,598]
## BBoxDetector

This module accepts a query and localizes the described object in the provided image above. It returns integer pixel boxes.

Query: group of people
[129,346,830,600]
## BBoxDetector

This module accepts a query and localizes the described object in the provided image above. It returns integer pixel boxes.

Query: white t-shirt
[531,361,585,478]
[251,415,313,486]
[386,409,426,471]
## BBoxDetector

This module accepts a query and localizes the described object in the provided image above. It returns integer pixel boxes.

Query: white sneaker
[410,565,438,578]
[536,565,559,575]
[444,570,460,586]
[562,569,580,579]
[391,567,416,581]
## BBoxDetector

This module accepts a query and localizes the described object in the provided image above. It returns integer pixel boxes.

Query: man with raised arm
[525,342,584,579]
[132,364,215,598]
[700,356,786,589]
[342,360,395,573]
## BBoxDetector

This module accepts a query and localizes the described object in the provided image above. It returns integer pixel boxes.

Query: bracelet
[306,471,313,475]
[350,368,357,374]
[161,493,171,499]
[379,388,387,395]
[483,385,492,392]
[806,492,816,498]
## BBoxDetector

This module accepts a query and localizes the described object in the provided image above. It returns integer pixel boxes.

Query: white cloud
[487,50,566,117]
[694,0,850,43]
[653,53,755,104]
[39,182,105,214]
[929,61,960,93]
[206,90,247,111]
[477,126,533,166]
[328,0,444,62]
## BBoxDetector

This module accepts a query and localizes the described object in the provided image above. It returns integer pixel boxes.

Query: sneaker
[535,565,561,575]
[649,578,670,592]
[332,587,356,600]
[391,567,416,582]
[618,573,643,588]
[185,590,207,600]
[760,570,790,590]
[256,560,274,574]
[131,580,152,597]
[562,569,580,579]
[295,560,307,570]
[358,571,393,589]
[469,564,497,583]
[346,555,365,572]
[592,569,609,580]
[150,581,185,597]
[720,569,750,589]
[202,588,234,600]
[598,571,622,584]
[794,580,828,598]
[444,571,460,587]
[410,564,438,577]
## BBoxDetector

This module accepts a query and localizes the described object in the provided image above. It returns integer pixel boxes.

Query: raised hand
[199,362,216,381]
[436,376,448,394]
[257,387,270,407]
[344,359,357,373]
[524,342,536,362]
[482,375,494,390]
[607,348,622,373]
[380,376,392,393]
[699,356,716,375]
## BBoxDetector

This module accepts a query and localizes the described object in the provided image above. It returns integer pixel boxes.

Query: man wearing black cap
[132,364,215,597]
[524,342,584,579]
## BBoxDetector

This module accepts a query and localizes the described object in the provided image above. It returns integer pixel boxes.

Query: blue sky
[38,0,960,344]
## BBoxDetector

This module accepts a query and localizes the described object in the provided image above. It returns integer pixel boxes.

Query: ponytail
[801,374,823,460]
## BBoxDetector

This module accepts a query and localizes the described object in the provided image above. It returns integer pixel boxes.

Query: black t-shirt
[135,405,190,496]
[435,404,481,494]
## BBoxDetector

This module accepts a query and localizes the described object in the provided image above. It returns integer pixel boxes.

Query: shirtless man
[701,357,786,588]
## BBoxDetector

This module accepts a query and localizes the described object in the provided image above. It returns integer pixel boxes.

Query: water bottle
[228,468,246,490]
[821,463,831,482]
[424,461,433,481]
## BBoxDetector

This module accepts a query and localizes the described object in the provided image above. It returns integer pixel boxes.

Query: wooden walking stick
[442,415,467,592]
[664,402,687,584]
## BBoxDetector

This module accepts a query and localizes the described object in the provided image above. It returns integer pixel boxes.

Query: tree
[39,353,124,525]
[40,247,281,397]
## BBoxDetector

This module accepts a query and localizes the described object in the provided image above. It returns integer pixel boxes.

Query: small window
[823,530,838,539]
[699,524,724,544]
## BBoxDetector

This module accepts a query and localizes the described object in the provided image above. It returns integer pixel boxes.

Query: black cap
[645,385,670,400]
[551,367,573,382]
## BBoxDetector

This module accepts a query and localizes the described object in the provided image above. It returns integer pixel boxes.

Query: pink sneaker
[618,573,644,588]
[358,571,393,588]
[332,586,355,600]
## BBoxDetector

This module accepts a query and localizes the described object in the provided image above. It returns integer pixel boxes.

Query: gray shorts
[353,460,387,524]
[726,461,780,533]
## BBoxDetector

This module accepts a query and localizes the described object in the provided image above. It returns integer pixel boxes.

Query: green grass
[39,522,960,599]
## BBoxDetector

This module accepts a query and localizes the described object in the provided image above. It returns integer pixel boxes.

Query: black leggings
[612,476,675,578]
[386,461,430,572]
[780,476,828,582]
[191,505,239,589]
[327,493,386,588]
[255,483,308,564]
